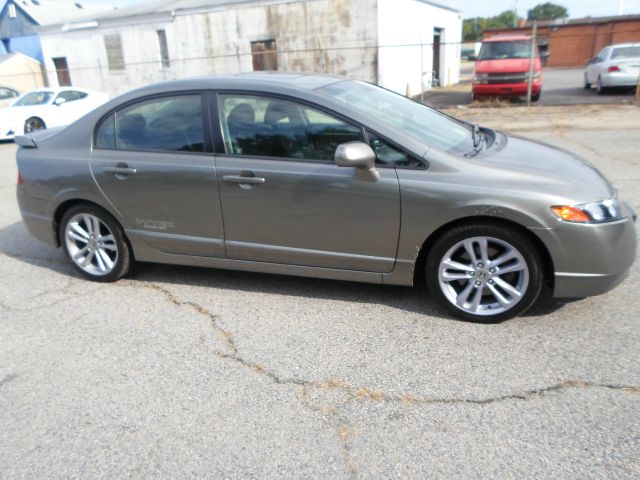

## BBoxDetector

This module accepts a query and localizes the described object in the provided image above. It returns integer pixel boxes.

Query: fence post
[526,21,537,107]
[420,43,424,103]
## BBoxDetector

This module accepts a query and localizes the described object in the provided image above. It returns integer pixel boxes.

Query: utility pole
[526,21,537,107]
[513,0,519,27]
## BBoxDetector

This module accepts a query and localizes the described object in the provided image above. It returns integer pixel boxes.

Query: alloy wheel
[437,236,529,317]
[64,213,119,276]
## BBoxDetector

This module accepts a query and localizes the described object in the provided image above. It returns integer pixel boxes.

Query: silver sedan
[15,74,637,321]
[585,43,640,93]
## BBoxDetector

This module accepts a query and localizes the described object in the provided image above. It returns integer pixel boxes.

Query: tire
[596,76,607,95]
[425,223,544,322]
[24,117,46,133]
[531,91,541,102]
[584,73,591,90]
[60,204,132,282]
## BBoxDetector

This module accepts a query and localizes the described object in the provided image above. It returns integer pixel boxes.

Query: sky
[82,0,640,19]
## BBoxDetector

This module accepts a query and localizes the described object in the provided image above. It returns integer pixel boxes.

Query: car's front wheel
[60,205,132,282]
[426,223,544,322]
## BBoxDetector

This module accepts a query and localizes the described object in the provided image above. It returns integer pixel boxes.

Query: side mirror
[468,54,477,61]
[335,141,379,179]
[54,97,66,106]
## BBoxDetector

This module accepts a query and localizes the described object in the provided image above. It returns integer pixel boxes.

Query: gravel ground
[1,105,639,479]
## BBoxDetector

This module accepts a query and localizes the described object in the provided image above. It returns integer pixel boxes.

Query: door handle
[104,163,137,176]
[222,175,266,185]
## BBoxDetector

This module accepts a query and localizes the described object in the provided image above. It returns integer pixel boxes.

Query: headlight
[473,73,489,84]
[551,199,622,223]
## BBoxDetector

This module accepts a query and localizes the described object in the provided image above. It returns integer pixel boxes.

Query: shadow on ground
[0,220,568,321]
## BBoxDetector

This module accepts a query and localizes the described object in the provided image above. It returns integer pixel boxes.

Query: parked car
[0,87,109,140]
[15,75,637,321]
[471,35,543,101]
[585,43,640,94]
[0,86,20,108]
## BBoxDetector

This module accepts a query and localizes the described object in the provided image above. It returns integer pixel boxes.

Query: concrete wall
[40,0,379,97]
[377,0,461,96]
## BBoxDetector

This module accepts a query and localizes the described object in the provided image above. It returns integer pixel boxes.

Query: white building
[38,0,462,97]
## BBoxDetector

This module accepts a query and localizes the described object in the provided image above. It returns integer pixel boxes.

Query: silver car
[16,74,637,321]
[585,43,640,93]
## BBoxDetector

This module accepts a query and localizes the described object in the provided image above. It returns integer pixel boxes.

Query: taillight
[607,65,621,73]
[17,172,24,185]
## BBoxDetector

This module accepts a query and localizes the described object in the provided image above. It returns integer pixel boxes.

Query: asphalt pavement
[424,65,638,108]
[1,106,639,479]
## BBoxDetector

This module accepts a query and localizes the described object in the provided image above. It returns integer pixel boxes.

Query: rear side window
[56,90,88,103]
[94,94,204,153]
[218,94,363,161]
[611,46,640,59]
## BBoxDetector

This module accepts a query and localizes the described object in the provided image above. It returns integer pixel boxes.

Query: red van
[471,35,543,101]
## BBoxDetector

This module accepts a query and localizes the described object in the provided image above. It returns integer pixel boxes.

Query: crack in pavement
[0,373,18,388]
[118,279,640,476]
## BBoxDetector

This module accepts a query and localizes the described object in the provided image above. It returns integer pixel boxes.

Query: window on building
[250,39,277,71]
[104,34,125,71]
[95,95,204,152]
[156,29,170,68]
[218,94,363,161]
[52,57,72,86]
[8,3,17,18]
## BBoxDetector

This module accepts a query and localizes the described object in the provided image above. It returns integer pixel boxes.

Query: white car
[0,86,20,108]
[585,43,640,94]
[0,87,109,140]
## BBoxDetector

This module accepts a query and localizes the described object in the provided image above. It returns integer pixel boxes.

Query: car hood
[473,134,615,204]
[474,58,540,74]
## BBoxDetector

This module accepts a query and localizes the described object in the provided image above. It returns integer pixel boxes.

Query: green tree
[463,10,522,42]
[527,2,569,20]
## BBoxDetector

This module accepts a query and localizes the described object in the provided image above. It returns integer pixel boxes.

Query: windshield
[611,46,640,59]
[13,91,54,107]
[319,80,475,155]
[478,41,533,60]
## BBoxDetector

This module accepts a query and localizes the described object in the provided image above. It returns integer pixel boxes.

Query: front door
[90,93,225,257]
[214,93,401,273]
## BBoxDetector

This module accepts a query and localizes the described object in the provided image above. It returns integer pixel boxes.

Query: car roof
[609,43,640,48]
[120,73,346,98]
[483,35,532,42]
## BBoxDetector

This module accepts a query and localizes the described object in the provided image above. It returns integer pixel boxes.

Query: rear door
[212,92,401,273]
[90,92,225,257]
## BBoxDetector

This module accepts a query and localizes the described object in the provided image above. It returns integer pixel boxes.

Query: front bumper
[472,81,542,97]
[533,202,637,298]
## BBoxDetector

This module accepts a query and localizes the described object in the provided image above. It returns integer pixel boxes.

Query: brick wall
[484,19,640,67]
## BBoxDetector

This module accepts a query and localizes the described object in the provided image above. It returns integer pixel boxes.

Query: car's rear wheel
[426,223,543,322]
[596,76,607,94]
[60,205,132,282]
[24,117,46,133]
[584,73,591,89]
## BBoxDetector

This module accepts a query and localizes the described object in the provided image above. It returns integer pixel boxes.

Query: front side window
[219,94,363,161]
[95,95,204,152]
[368,132,425,168]
[13,91,54,107]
